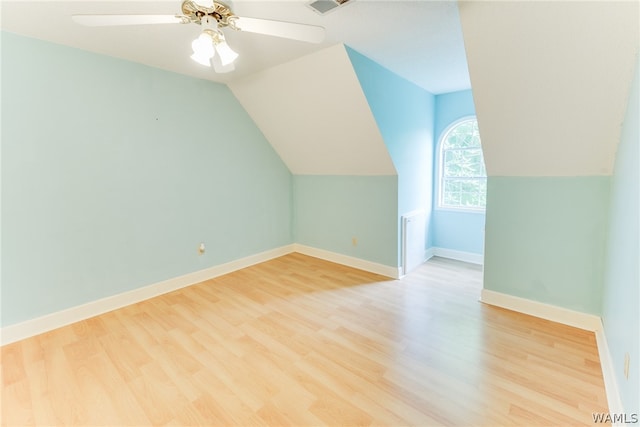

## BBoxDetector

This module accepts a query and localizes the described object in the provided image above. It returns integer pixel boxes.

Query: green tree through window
[439,118,486,210]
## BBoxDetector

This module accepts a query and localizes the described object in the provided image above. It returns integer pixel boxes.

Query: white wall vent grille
[308,0,353,15]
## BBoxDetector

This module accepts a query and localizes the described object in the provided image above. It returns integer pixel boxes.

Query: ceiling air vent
[307,0,353,15]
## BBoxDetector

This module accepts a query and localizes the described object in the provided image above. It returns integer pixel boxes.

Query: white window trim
[435,116,486,213]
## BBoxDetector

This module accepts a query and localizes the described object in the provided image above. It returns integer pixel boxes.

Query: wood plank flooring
[1,253,609,426]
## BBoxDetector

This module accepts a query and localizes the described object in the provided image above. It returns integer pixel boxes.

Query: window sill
[435,206,486,214]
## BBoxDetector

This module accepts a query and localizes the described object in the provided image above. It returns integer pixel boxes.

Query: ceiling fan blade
[233,17,325,44]
[71,15,186,27]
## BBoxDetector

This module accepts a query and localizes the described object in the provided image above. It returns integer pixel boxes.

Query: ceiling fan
[72,0,326,73]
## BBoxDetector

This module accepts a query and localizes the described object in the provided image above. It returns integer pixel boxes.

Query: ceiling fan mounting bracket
[181,0,236,27]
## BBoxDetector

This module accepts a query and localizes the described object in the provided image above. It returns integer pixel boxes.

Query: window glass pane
[442,180,460,206]
[442,178,486,209]
[443,120,481,149]
[443,179,461,193]
[443,148,486,177]
[442,180,458,206]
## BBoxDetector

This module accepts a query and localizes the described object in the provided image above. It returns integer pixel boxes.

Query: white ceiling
[0,0,471,95]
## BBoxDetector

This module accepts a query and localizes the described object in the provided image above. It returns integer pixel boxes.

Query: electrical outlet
[198,242,206,255]
[624,353,630,379]
[352,237,358,246]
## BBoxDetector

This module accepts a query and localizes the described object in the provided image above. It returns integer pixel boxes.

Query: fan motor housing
[181,0,235,26]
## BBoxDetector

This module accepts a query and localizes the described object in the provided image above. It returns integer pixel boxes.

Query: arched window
[438,118,486,210]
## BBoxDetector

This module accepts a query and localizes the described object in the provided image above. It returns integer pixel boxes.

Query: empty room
[1,0,638,425]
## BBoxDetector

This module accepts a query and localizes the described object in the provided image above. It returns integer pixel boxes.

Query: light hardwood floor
[1,253,609,426]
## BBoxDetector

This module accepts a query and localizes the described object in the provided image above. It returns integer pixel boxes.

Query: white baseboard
[424,247,435,262]
[400,248,435,278]
[432,247,483,265]
[595,324,625,421]
[480,289,602,331]
[1,244,401,345]
[293,244,401,279]
[1,244,295,346]
[481,289,624,417]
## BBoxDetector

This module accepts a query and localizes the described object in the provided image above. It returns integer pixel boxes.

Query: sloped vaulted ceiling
[458,1,639,177]
[228,44,396,175]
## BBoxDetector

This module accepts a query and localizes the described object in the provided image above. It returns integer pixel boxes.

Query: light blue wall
[433,90,485,255]
[1,32,292,326]
[601,55,639,414]
[484,177,610,315]
[293,176,398,266]
[346,46,435,263]
[434,90,476,146]
[432,211,485,254]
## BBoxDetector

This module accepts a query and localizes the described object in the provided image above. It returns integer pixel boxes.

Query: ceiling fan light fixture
[190,51,212,66]
[191,33,215,66]
[214,40,239,66]
[73,1,327,73]
[212,53,235,74]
